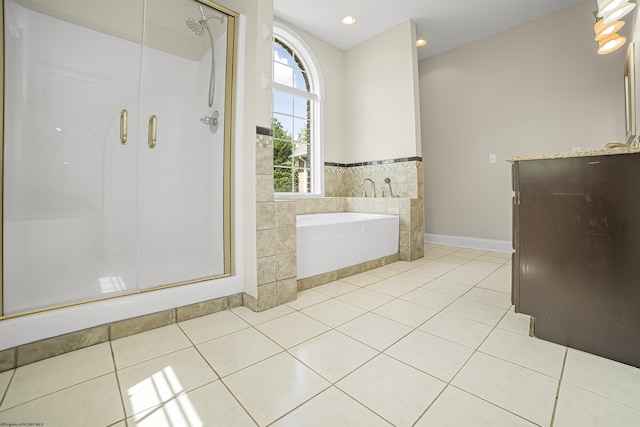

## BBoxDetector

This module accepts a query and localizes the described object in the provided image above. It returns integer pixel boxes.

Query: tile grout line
[0,369,16,412]
[157,321,260,426]
[409,301,511,425]
[217,316,334,427]
[113,323,248,424]
[266,265,456,425]
[0,343,120,414]
[549,348,569,427]
[295,255,513,377]
[0,372,115,414]
[332,382,397,426]
[109,340,128,425]
[264,386,333,426]
[327,254,506,425]
[112,330,202,422]
[216,376,261,426]
[408,286,540,426]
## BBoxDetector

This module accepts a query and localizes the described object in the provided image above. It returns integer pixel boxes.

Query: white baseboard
[424,233,512,253]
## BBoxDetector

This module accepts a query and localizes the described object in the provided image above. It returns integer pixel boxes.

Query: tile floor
[0,244,639,426]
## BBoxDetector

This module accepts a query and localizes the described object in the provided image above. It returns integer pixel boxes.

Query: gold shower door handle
[148,115,157,149]
[120,109,128,145]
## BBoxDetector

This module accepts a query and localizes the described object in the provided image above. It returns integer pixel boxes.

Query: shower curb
[0,292,250,373]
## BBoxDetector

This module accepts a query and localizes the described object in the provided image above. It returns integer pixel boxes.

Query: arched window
[272,23,323,195]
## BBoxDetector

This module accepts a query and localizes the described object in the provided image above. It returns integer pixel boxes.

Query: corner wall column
[250,127,297,311]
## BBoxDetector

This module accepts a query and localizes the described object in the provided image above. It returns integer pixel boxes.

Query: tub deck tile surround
[256,229,277,257]
[254,129,298,312]
[256,202,276,230]
[277,278,298,305]
[324,157,423,199]
[276,253,297,282]
[242,293,258,312]
[276,227,297,254]
[256,282,278,312]
[256,255,277,286]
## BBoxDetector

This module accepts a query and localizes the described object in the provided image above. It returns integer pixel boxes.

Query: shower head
[187,4,225,108]
[186,17,205,35]
[186,4,226,35]
[186,5,211,36]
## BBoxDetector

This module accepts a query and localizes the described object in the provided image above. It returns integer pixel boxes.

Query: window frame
[272,22,324,197]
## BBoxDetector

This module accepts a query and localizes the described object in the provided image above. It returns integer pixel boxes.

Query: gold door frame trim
[0,2,5,317]
[0,0,239,319]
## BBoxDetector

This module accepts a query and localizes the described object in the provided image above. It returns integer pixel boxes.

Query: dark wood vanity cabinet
[512,153,640,368]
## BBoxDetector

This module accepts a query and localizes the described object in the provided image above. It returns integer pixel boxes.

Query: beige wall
[345,20,421,163]
[631,9,640,137]
[420,0,626,243]
[271,19,421,165]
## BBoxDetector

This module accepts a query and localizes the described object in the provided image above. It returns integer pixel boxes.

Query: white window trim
[273,22,324,197]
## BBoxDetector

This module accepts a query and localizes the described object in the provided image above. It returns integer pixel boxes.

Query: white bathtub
[297,212,399,279]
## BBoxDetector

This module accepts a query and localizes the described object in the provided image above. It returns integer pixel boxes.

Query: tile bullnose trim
[324,156,422,168]
[256,126,273,136]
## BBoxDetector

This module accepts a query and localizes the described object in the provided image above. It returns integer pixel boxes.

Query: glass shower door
[137,0,228,289]
[2,0,233,315]
[2,0,143,314]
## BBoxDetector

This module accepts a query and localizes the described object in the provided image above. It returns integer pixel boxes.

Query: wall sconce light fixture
[598,32,627,54]
[597,0,636,24]
[594,17,625,40]
[594,1,635,54]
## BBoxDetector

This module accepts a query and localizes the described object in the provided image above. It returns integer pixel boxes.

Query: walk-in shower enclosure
[1,0,238,316]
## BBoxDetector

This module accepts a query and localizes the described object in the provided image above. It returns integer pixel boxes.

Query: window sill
[274,193,323,199]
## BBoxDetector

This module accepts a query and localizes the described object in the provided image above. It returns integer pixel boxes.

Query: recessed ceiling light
[416,38,428,47]
[342,15,356,25]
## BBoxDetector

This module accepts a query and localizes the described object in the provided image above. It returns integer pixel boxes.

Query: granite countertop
[506,146,640,163]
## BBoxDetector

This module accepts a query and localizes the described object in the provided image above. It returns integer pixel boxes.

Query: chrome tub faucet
[360,178,376,197]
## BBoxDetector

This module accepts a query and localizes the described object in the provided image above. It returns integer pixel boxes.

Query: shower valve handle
[200,110,220,134]
[200,115,218,126]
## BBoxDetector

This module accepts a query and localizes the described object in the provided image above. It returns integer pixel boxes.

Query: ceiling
[273,0,587,60]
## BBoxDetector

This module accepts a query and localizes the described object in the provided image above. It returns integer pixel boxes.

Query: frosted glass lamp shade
[597,32,627,54]
[597,0,628,17]
[602,2,636,24]
[594,19,625,41]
